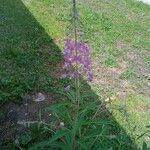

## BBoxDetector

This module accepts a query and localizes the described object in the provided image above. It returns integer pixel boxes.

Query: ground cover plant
[0,0,150,149]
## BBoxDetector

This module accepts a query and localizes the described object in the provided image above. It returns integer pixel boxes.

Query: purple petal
[64,85,71,92]
[60,74,67,79]
[88,73,94,81]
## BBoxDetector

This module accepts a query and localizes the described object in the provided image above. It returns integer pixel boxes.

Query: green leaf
[77,140,91,150]
[30,141,70,150]
[47,103,73,125]
[85,128,104,138]
[29,128,70,150]
[50,128,71,143]
[65,131,74,148]
[72,118,85,136]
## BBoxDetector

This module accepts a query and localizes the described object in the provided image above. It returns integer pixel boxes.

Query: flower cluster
[62,39,93,81]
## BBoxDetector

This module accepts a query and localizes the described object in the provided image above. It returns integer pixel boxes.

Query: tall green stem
[72,0,80,148]
[72,0,80,109]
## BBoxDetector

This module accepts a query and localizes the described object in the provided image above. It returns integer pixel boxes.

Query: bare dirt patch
[0,92,53,145]
[92,56,135,98]
[92,48,150,98]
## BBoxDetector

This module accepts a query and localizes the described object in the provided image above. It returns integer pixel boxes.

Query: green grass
[112,95,150,147]
[0,0,150,149]
[120,69,136,79]
[0,0,64,103]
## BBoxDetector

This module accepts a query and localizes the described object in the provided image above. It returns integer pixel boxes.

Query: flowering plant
[63,39,93,81]
[28,1,136,150]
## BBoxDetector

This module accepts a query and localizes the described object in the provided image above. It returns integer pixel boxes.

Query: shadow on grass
[0,0,63,104]
[0,0,138,149]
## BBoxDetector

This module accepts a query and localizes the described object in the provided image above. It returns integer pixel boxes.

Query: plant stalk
[72,0,81,149]
[72,0,80,111]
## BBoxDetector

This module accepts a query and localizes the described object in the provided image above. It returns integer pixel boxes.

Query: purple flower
[71,72,80,79]
[63,39,93,81]
[88,73,94,81]
[64,85,71,92]
[60,74,67,79]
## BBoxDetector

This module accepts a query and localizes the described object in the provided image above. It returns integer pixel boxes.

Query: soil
[92,48,150,98]
[0,92,53,145]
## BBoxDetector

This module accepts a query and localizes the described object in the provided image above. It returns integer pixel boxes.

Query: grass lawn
[0,0,150,149]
